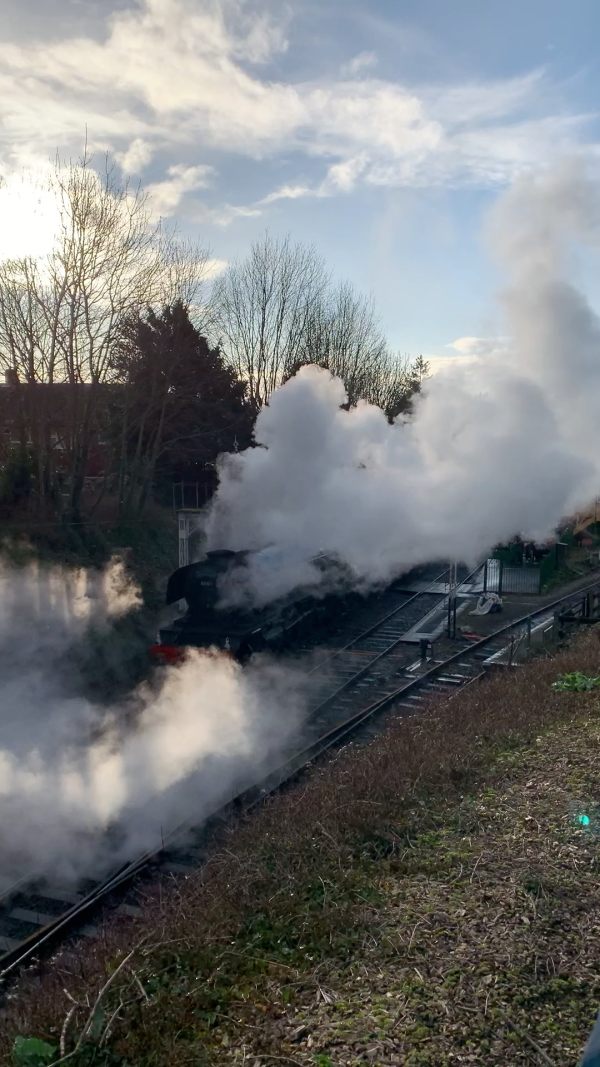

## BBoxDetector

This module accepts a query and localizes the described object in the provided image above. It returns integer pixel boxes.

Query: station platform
[397,566,600,644]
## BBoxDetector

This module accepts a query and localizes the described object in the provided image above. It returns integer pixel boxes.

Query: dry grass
[3,632,600,1066]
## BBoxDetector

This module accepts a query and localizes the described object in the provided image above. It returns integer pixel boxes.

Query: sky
[1,0,600,365]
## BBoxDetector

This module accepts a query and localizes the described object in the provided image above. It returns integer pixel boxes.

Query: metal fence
[483,558,542,595]
[172,480,213,510]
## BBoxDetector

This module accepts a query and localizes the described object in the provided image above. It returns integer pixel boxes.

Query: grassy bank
[4,632,600,1066]
[541,543,600,593]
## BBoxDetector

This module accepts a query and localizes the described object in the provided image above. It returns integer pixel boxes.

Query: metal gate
[483,558,541,595]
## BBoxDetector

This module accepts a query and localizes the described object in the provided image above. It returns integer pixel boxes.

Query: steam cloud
[0,559,305,890]
[207,161,600,606]
[1,161,598,891]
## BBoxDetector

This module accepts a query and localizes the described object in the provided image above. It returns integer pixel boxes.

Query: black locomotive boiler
[150,548,353,662]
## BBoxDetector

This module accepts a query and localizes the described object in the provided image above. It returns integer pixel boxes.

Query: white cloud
[146,163,215,218]
[428,71,545,126]
[448,336,507,357]
[425,336,509,374]
[422,341,506,379]
[117,137,154,175]
[260,182,316,204]
[426,353,480,374]
[0,0,597,219]
[192,201,263,227]
[260,156,368,204]
[340,51,378,77]
[233,6,290,63]
[322,154,368,192]
[204,256,229,278]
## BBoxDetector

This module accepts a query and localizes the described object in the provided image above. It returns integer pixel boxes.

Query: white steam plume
[206,161,600,606]
[0,560,305,889]
[2,162,597,889]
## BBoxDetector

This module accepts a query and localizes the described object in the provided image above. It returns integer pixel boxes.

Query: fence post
[447,592,455,638]
[446,561,457,639]
[498,561,503,598]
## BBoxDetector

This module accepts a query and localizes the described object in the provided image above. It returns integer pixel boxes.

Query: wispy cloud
[260,182,318,205]
[448,336,503,356]
[259,156,368,206]
[117,137,155,175]
[192,200,263,227]
[340,50,378,77]
[426,336,510,374]
[145,163,215,219]
[204,256,229,278]
[0,0,597,222]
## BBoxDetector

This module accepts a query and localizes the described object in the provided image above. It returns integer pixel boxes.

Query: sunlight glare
[0,174,62,262]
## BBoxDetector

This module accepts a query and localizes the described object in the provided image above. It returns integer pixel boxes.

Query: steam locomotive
[150,548,354,663]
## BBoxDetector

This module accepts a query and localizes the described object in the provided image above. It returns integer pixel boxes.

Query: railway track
[287,561,460,655]
[301,563,474,735]
[1,572,599,988]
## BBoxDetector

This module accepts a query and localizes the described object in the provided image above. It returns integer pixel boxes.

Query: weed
[552,671,600,691]
[12,1037,57,1067]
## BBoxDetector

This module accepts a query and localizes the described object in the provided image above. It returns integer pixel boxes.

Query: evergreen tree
[113,301,255,515]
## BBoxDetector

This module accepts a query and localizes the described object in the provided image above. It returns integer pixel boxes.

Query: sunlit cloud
[117,137,155,175]
[0,1,597,231]
[425,337,510,374]
[260,182,317,205]
[448,336,509,357]
[204,256,229,278]
[145,163,215,219]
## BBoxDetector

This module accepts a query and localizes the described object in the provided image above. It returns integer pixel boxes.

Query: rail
[1,572,600,987]
[304,562,456,715]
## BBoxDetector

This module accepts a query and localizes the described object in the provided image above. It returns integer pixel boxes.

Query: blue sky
[1,0,600,362]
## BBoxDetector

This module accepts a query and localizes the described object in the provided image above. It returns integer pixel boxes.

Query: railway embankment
[4,628,600,1066]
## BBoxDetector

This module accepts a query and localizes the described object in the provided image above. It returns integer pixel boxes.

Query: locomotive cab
[152,550,257,660]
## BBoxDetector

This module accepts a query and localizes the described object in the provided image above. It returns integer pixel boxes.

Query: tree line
[0,157,428,522]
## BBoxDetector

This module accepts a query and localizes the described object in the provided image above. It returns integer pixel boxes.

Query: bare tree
[0,154,208,516]
[287,281,430,420]
[212,233,328,407]
[368,352,430,420]
[0,256,53,498]
[291,281,391,406]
